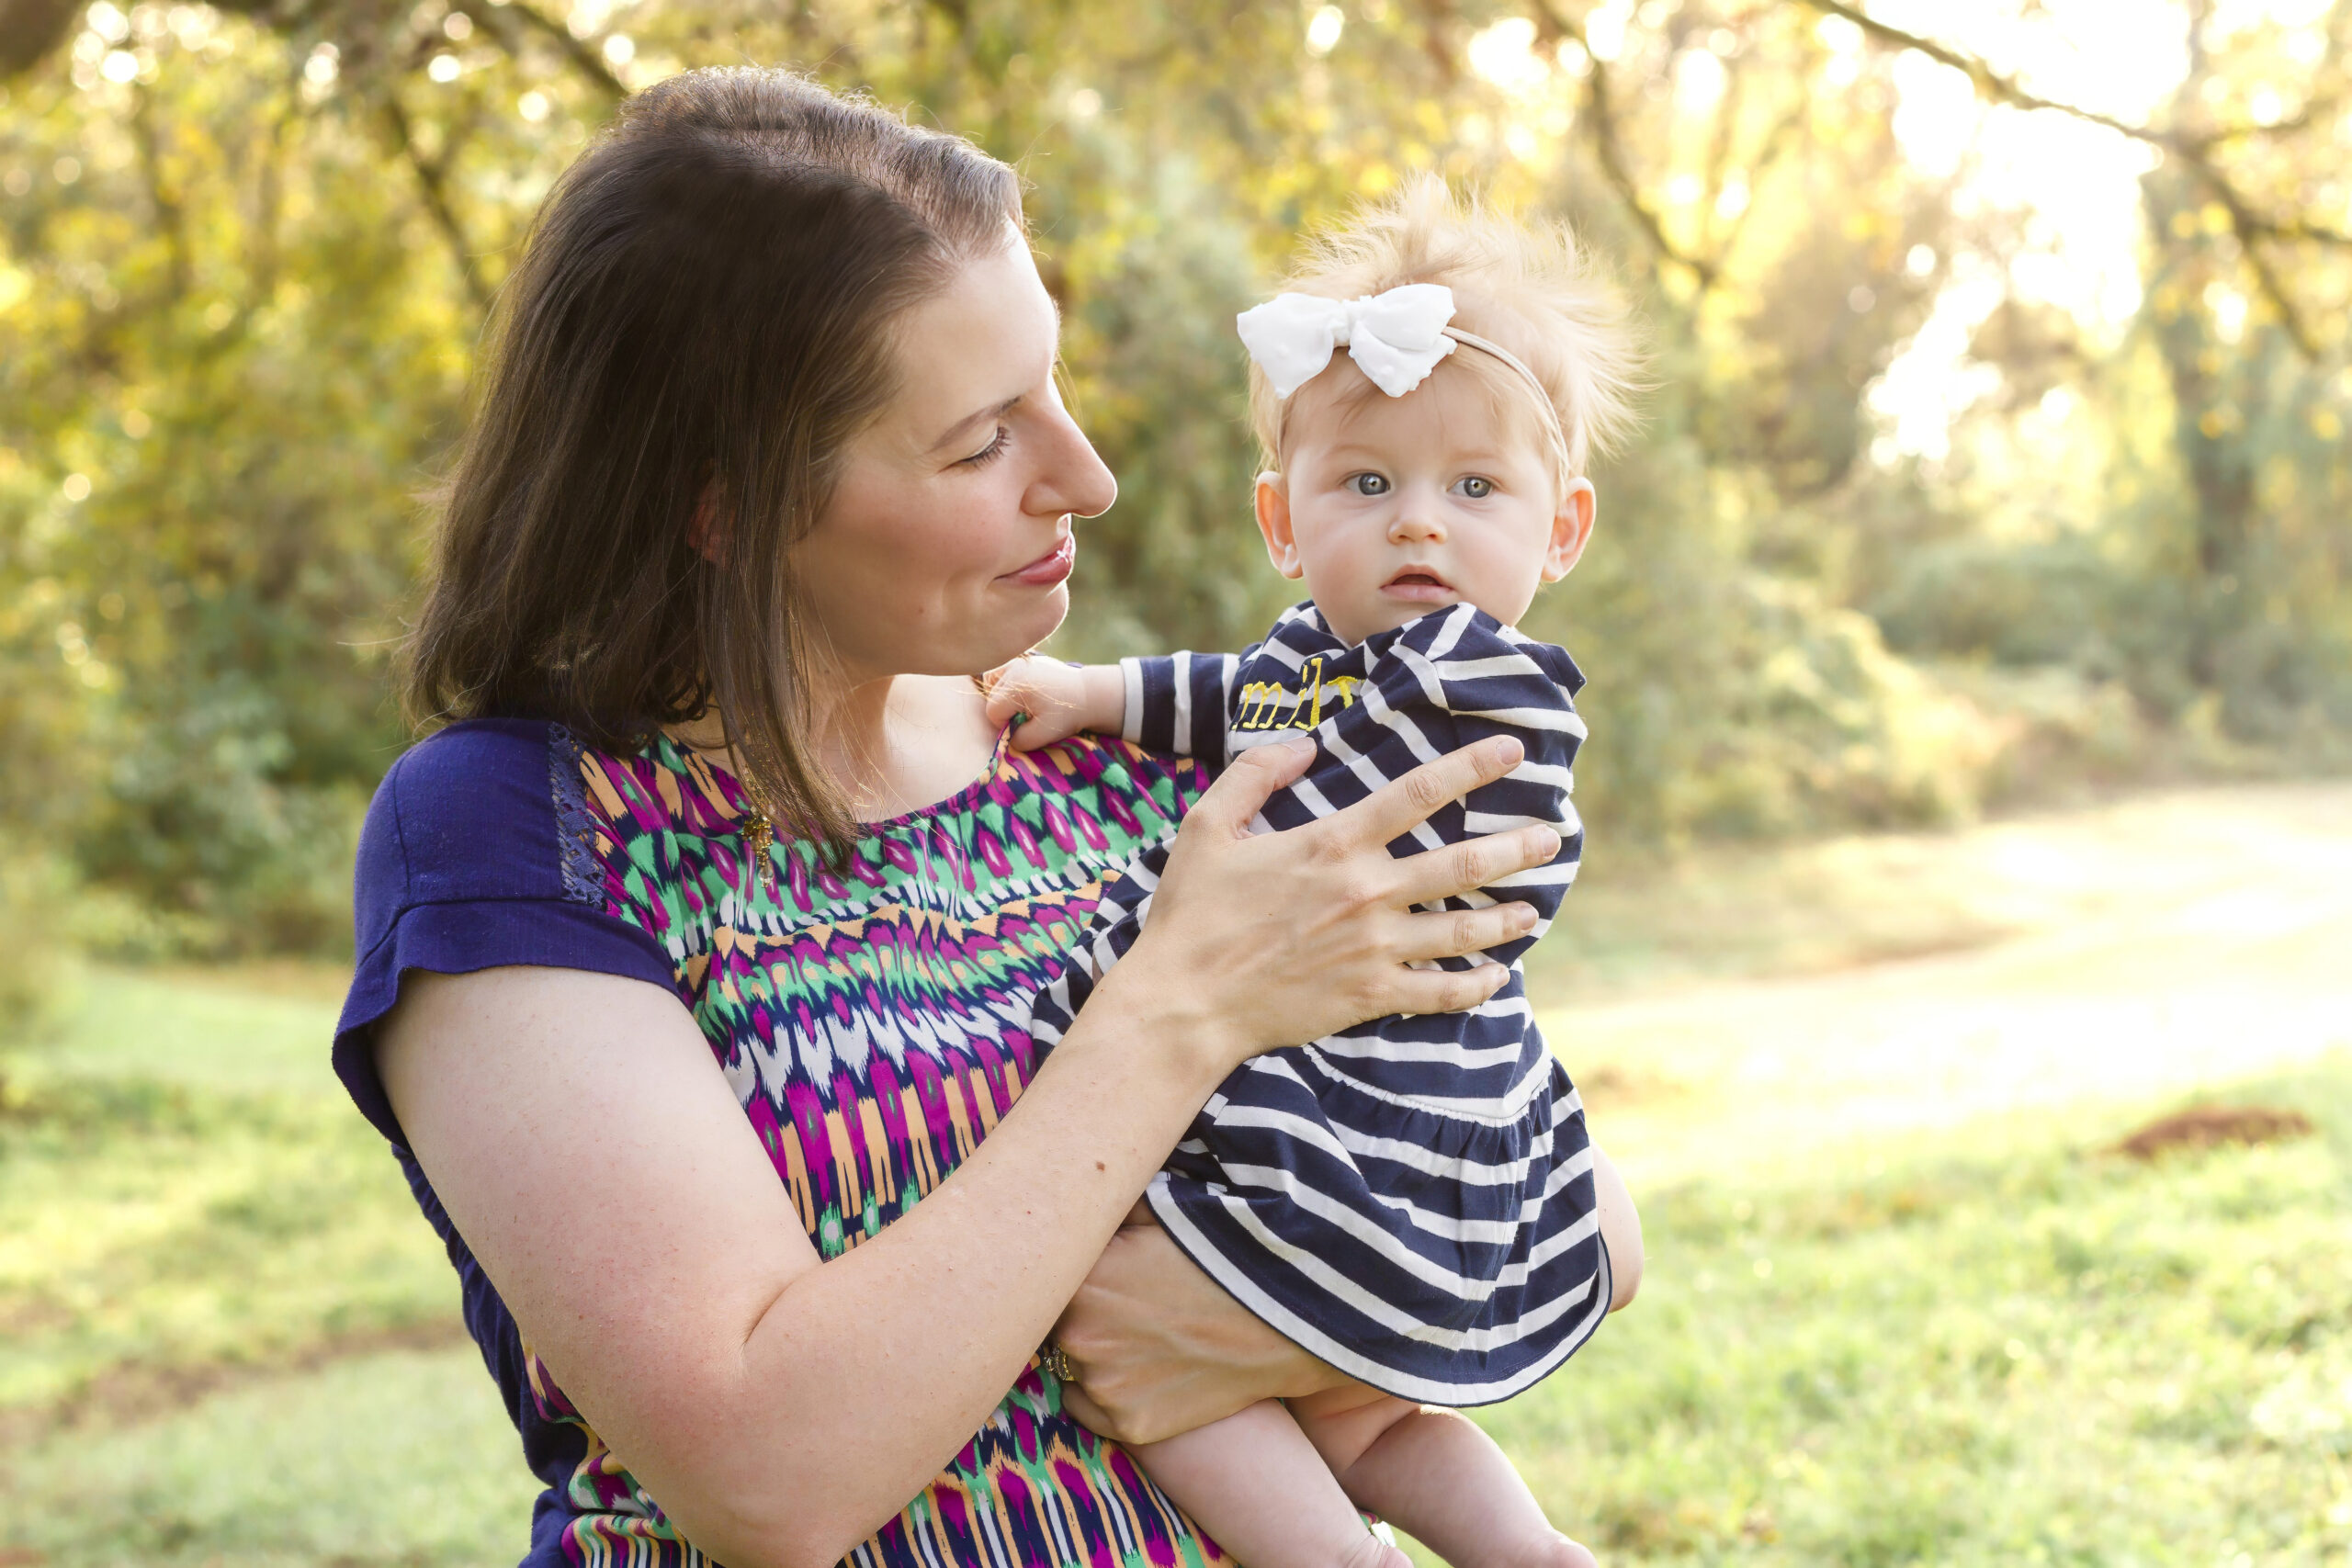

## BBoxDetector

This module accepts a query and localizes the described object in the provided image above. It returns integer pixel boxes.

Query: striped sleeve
[1118,651,1242,765]
[1435,652,1586,945]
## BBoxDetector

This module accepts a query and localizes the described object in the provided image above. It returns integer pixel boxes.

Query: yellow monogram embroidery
[1235,657,1361,731]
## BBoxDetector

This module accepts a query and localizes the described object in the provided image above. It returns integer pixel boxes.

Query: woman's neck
[678,668,999,825]
[807,670,901,811]
[819,671,1002,821]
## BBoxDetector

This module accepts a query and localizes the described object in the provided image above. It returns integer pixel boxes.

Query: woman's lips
[1003,535,1076,587]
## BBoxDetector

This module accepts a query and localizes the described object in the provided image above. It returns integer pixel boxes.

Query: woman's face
[794,237,1116,685]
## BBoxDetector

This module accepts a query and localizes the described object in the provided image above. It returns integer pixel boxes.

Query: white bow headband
[1236,284,1569,469]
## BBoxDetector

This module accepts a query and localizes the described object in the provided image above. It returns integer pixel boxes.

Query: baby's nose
[1388,502,1447,541]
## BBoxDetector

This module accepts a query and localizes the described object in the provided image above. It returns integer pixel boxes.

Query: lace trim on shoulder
[546,724,605,907]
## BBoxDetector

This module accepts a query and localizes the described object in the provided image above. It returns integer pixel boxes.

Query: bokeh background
[2,2,2349,1563]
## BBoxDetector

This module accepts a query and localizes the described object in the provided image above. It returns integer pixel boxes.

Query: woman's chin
[983,581,1069,661]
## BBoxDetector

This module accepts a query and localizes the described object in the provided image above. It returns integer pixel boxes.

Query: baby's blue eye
[1456,476,1494,500]
[1347,472,1391,497]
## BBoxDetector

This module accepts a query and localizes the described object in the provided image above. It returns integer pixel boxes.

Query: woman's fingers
[1056,1382,1123,1443]
[1176,738,1317,842]
[1391,822,1564,910]
[1385,958,1515,1018]
[1393,899,1539,965]
[1132,736,1559,1056]
[1333,737,1525,852]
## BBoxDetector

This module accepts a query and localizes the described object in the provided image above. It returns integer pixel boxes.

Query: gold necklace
[734,672,995,890]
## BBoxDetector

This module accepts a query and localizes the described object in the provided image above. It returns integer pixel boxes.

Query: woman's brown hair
[403,68,1022,851]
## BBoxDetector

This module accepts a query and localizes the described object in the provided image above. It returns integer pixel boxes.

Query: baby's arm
[982,658,1125,750]
[985,651,1241,760]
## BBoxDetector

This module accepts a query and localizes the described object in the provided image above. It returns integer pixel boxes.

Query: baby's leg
[1289,1388,1594,1568]
[1133,1399,1408,1568]
[1591,1144,1644,1309]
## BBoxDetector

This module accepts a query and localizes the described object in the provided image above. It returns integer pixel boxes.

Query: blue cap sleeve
[333,718,679,1146]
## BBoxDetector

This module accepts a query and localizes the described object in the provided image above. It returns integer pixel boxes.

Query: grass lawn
[0,964,537,1565]
[1472,1066,2352,1565]
[6,782,2349,1566]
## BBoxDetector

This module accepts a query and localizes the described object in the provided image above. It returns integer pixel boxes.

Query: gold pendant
[743,810,776,887]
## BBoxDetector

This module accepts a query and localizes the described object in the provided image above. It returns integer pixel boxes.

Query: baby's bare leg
[1132,1399,1408,1568]
[1290,1388,1594,1568]
[1591,1145,1644,1310]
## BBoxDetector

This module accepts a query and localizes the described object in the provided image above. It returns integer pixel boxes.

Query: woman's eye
[1456,476,1494,500]
[960,427,1012,467]
[1346,472,1391,496]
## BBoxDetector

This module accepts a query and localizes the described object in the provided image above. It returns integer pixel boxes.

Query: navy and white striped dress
[1028,601,1609,1405]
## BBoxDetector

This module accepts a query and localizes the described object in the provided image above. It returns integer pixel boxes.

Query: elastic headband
[1238,284,1571,479]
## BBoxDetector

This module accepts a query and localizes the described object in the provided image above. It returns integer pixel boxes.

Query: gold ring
[1042,1340,1077,1383]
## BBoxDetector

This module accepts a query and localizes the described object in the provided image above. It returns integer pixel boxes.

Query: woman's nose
[1029,408,1118,521]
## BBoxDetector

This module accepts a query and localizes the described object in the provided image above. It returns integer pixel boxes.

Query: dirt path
[1548,781,2352,1185]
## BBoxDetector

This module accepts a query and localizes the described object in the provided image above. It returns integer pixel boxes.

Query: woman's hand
[1051,1221,1351,1445]
[1101,734,1560,1078]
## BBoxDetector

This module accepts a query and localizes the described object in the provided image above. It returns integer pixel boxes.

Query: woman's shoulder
[996,731,1213,840]
[341,719,681,1136]
[358,717,586,914]
[354,716,732,950]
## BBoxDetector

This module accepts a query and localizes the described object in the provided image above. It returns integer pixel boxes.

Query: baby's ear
[1254,471,1305,581]
[1542,479,1598,583]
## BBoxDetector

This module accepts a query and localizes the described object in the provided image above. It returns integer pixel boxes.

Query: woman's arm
[379,736,1560,1568]
[1052,1222,1355,1445]
[1056,1148,1646,1447]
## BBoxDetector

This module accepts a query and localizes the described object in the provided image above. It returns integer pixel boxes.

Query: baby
[994,182,1644,1568]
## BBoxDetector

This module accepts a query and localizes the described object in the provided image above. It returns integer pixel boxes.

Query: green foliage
[2,39,465,955]
[1,0,2346,954]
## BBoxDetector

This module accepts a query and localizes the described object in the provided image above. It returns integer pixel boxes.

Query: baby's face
[1259,357,1594,646]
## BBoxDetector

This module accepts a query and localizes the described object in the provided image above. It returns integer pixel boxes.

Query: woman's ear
[687,480,723,564]
[1541,478,1597,583]
[1254,471,1305,580]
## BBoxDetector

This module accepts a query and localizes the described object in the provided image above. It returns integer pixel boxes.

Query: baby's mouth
[1383,568,1456,598]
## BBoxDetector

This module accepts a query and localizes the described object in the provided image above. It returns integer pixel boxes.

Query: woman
[334,69,1576,1568]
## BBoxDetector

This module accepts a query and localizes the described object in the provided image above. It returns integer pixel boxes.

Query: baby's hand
[982,657,1126,751]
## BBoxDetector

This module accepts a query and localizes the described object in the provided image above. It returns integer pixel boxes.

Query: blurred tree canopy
[0,0,2346,958]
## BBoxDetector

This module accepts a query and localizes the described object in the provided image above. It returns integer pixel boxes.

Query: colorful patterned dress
[333,716,1225,1568]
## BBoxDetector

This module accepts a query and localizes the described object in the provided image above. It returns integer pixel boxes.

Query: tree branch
[1801,0,2184,148]
[382,94,491,312]
[1419,0,1462,87]
[452,0,628,99]
[0,0,84,76]
[130,86,192,302]
[1790,0,2349,353]
[1709,95,1806,278]
[2204,177,2326,355]
[1528,0,1716,289]
[1792,0,2349,243]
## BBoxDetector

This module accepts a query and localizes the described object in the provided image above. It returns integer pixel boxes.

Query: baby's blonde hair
[1248,178,1644,486]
